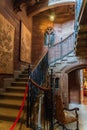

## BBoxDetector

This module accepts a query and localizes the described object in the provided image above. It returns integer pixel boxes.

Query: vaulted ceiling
[13,0,48,15]
[12,0,87,58]
[35,3,75,23]
[13,0,75,23]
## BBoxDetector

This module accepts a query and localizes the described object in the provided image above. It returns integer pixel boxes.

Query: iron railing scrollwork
[26,52,51,129]
[28,77,52,130]
[26,52,56,130]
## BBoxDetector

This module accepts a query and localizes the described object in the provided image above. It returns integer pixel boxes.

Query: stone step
[53,63,67,72]
[11,81,28,87]
[67,57,77,62]
[0,92,24,100]
[19,74,29,78]
[22,71,28,74]
[67,53,75,57]
[0,121,21,130]
[0,67,29,129]
[0,107,24,122]
[67,60,77,64]
[21,124,33,130]
[15,77,28,82]
[6,86,26,93]
[24,68,28,71]
[0,99,23,109]
[61,58,67,61]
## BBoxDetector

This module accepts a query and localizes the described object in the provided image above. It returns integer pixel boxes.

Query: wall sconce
[49,12,56,22]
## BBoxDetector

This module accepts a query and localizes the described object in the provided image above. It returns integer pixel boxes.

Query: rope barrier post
[50,68,54,130]
[10,84,28,130]
[27,64,31,127]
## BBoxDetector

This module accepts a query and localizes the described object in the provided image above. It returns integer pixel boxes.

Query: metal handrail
[48,33,74,64]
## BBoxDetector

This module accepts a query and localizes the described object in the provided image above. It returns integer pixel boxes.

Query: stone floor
[0,103,87,130]
[0,121,20,130]
[0,121,32,130]
[54,102,87,130]
[65,103,87,130]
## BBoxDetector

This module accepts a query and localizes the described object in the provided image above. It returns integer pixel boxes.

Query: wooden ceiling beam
[13,0,75,18]
[79,25,87,32]
[35,12,74,23]
[27,2,75,16]
[77,34,87,40]
[76,52,87,57]
[76,43,87,48]
[75,47,87,52]
[26,0,48,16]
[13,0,49,14]
[54,17,74,23]
[77,38,87,42]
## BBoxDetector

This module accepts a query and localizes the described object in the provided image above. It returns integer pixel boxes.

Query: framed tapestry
[20,22,31,63]
[0,13,15,74]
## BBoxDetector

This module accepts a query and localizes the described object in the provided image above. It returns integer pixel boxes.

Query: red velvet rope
[10,84,28,130]
[10,78,51,130]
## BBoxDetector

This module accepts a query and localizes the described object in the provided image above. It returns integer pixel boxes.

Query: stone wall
[59,59,87,107]
[32,14,74,63]
[0,0,32,87]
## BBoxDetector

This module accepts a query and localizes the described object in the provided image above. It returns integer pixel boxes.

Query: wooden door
[68,70,81,104]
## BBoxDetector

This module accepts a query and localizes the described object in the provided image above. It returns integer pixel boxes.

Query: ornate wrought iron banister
[27,50,49,129]
[28,77,52,130]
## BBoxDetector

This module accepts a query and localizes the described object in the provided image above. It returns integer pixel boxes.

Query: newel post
[27,64,31,127]
[50,68,54,130]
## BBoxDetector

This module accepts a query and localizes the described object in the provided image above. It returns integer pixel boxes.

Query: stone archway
[59,62,87,107]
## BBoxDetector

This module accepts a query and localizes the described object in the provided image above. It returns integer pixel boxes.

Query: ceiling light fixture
[49,12,56,22]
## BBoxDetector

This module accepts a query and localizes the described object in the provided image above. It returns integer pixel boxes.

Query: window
[44,27,55,47]
[48,0,76,6]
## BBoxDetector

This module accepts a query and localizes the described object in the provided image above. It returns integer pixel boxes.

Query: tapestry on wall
[0,13,15,74]
[20,22,31,63]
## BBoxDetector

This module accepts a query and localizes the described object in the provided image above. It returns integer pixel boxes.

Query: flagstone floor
[69,103,87,130]
[14,102,87,130]
[0,100,87,130]
[55,98,87,130]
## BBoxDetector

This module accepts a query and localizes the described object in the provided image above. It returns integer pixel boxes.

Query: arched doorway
[68,68,87,105]
[68,69,81,104]
[67,66,87,105]
[61,63,87,106]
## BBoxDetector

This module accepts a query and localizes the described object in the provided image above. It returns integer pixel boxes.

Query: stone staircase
[49,51,78,73]
[0,68,29,130]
